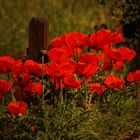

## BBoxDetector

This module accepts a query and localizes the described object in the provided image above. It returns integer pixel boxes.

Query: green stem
[76,48,79,63]
[59,78,63,102]
[8,72,15,101]
[63,90,67,116]
[83,76,89,107]
[52,78,56,107]
[41,54,47,111]
[88,46,91,52]
[42,55,45,102]
[59,78,64,116]
[89,93,93,105]
[20,85,22,101]
[123,62,126,78]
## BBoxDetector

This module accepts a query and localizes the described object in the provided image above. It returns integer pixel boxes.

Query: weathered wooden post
[28,17,49,62]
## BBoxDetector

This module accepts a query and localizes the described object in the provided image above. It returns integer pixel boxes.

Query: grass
[1,89,140,140]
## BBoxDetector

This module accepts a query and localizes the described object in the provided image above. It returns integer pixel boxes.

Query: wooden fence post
[28,17,49,62]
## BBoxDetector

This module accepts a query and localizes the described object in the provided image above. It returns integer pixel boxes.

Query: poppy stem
[7,72,10,81]
[59,78,63,102]
[52,78,56,107]
[88,46,91,52]
[41,55,45,107]
[7,72,16,101]
[76,48,79,63]
[88,93,93,108]
[59,78,64,116]
[20,84,22,101]
[101,52,105,69]
[123,62,126,77]
[83,77,89,108]
[73,49,76,61]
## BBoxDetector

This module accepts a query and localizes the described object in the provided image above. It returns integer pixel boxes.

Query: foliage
[98,0,140,25]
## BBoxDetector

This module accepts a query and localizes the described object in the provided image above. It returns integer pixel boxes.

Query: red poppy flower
[104,48,121,61]
[90,29,111,50]
[79,53,104,66]
[49,37,64,49]
[111,31,126,45]
[127,72,135,82]
[104,75,125,89]
[59,61,76,77]
[23,60,48,77]
[60,33,68,46]
[21,73,32,85]
[115,61,124,71]
[118,47,136,62]
[63,32,89,49]
[11,60,24,75]
[89,33,97,47]
[48,63,61,78]
[76,63,99,81]
[23,60,37,73]
[133,70,140,81]
[101,58,113,71]
[23,82,42,96]
[50,76,82,90]
[97,53,104,66]
[90,30,125,50]
[63,76,82,89]
[104,47,136,62]
[0,80,12,99]
[79,53,98,65]
[7,101,27,115]
[101,58,123,72]
[48,61,76,78]
[47,47,71,63]
[0,56,15,73]
[88,83,107,94]
[127,70,140,82]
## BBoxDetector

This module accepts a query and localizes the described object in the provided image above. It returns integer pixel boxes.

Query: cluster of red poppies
[0,29,139,116]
